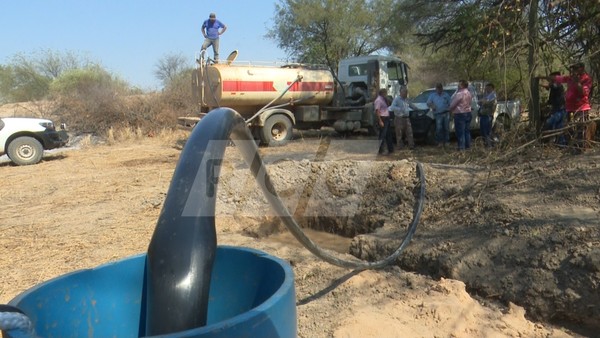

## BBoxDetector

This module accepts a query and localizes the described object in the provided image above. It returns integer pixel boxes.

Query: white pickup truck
[0,117,68,165]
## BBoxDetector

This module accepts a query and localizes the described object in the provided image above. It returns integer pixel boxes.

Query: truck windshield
[386,61,407,85]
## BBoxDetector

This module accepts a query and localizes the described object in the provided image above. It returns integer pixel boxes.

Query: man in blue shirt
[427,83,451,147]
[478,83,497,147]
[201,13,227,62]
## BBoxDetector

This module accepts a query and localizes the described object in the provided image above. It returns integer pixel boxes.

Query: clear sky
[0,1,287,91]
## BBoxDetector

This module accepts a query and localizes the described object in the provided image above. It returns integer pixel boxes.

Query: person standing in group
[390,87,418,150]
[478,83,497,147]
[551,62,593,151]
[201,13,227,62]
[448,80,473,151]
[375,88,394,155]
[541,72,566,145]
[426,83,451,147]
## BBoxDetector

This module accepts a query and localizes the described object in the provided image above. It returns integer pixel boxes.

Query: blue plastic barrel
[8,246,296,337]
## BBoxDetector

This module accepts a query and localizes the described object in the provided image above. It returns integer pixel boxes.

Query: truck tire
[7,136,44,165]
[260,114,293,146]
[493,114,511,137]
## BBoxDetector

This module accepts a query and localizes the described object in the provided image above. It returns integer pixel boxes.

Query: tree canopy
[267,0,399,73]
[268,0,598,127]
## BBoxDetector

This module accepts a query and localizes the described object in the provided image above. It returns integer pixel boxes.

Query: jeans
[454,113,470,150]
[479,114,492,147]
[201,38,220,61]
[378,116,394,154]
[465,112,472,148]
[545,109,566,145]
[434,112,450,145]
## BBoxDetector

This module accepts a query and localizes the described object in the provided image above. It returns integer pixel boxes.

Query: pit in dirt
[215,155,600,337]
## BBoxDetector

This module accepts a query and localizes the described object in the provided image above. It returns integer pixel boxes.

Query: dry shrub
[48,67,197,140]
[53,90,195,139]
[77,134,94,148]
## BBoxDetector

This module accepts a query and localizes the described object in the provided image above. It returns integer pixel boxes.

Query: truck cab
[337,55,409,105]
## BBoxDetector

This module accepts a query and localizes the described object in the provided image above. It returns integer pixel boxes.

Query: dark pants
[465,112,472,148]
[378,116,394,154]
[454,113,470,150]
[545,108,566,145]
[479,114,492,147]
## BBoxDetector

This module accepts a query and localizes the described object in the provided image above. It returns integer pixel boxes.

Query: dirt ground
[1,127,599,337]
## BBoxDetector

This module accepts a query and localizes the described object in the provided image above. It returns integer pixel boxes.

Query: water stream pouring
[1,108,425,337]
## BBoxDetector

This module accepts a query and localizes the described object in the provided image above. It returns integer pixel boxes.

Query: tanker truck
[179,54,409,146]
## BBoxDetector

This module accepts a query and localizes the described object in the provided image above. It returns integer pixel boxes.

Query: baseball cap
[209,13,216,18]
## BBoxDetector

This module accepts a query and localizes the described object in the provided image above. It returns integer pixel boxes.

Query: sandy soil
[0,129,598,337]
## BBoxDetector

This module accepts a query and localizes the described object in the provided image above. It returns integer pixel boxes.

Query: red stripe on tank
[288,81,334,92]
[222,80,334,92]
[222,81,276,92]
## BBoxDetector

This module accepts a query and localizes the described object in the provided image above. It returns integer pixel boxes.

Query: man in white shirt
[389,87,418,150]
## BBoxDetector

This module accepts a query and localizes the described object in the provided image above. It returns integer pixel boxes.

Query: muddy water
[267,228,352,254]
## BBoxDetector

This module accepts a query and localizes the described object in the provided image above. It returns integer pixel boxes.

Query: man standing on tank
[201,13,227,63]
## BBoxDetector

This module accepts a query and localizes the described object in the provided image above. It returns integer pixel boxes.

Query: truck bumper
[39,129,69,150]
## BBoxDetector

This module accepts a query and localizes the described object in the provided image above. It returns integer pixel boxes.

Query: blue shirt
[202,19,225,39]
[389,96,411,117]
[479,90,497,115]
[426,91,451,114]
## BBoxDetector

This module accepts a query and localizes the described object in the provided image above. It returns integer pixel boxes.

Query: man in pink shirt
[448,80,473,150]
[375,88,394,155]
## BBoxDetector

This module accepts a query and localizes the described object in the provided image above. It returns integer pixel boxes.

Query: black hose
[144,108,248,335]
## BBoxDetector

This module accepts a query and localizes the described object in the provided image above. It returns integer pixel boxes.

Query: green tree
[0,50,98,103]
[0,59,51,103]
[267,0,397,74]
[395,0,599,129]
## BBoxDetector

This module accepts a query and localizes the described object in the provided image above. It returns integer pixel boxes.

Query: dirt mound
[1,135,597,337]
[215,138,599,335]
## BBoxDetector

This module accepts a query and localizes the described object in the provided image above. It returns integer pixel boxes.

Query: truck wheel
[493,115,511,137]
[260,115,293,146]
[7,136,44,165]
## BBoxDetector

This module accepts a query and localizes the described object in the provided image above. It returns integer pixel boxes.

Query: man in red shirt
[552,62,593,150]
